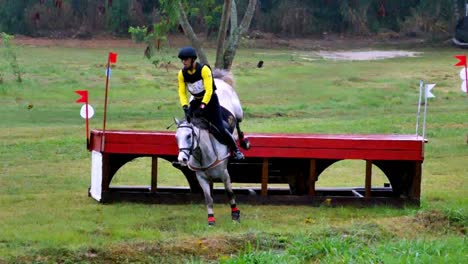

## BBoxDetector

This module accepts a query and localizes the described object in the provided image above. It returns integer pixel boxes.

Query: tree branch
[222,0,257,69]
[229,0,238,36]
[238,0,257,35]
[177,1,209,65]
[215,0,231,69]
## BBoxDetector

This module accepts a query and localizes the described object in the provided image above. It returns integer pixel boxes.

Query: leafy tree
[0,0,34,34]
[107,0,130,35]
[177,0,258,69]
[1,32,22,83]
[128,0,178,70]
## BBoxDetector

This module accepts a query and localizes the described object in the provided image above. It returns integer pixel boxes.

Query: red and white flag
[109,52,118,64]
[455,55,468,94]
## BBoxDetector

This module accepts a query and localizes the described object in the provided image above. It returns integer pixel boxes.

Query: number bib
[187,80,204,95]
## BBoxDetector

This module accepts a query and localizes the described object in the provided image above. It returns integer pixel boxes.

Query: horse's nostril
[183,158,188,162]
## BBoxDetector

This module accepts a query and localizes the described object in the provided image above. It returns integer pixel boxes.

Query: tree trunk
[222,0,257,70]
[215,0,231,69]
[177,0,256,70]
[454,0,460,21]
[177,1,209,65]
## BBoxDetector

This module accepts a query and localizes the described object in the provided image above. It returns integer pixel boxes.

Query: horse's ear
[174,117,180,126]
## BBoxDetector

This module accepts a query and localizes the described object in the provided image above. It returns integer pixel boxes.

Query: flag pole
[422,84,429,141]
[101,54,111,151]
[86,102,90,148]
[415,80,424,137]
[75,90,90,149]
[464,63,468,95]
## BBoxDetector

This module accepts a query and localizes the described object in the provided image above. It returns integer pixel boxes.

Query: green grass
[0,43,467,263]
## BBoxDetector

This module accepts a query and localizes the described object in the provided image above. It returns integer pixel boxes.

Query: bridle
[177,123,199,161]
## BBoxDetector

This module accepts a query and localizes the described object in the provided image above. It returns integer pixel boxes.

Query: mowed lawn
[0,41,466,263]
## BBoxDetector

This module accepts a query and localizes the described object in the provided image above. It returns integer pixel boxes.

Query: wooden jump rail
[88,129,426,206]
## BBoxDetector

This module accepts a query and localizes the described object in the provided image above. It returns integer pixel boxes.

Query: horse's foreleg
[196,172,215,225]
[222,169,240,222]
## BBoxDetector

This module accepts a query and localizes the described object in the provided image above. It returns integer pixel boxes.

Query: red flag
[109,52,118,64]
[454,55,467,67]
[75,90,88,103]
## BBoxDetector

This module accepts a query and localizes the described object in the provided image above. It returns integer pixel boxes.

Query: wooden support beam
[151,156,158,193]
[352,189,364,197]
[261,158,268,196]
[365,160,372,198]
[411,161,422,199]
[308,159,317,196]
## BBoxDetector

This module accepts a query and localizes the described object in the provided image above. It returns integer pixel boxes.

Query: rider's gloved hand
[194,103,206,117]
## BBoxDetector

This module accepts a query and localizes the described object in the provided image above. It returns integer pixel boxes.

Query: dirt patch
[12,35,144,48]
[11,33,425,50]
[376,210,466,238]
[413,210,466,235]
[11,34,423,62]
[317,50,421,61]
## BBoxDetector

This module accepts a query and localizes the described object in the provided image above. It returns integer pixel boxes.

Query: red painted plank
[248,137,423,150]
[245,147,423,160]
[89,130,425,161]
[104,143,178,155]
[105,133,175,145]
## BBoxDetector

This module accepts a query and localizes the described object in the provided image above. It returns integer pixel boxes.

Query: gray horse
[174,69,247,225]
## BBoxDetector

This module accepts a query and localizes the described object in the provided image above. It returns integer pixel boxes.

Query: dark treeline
[0,0,463,39]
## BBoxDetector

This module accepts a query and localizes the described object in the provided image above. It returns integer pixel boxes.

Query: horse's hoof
[208,216,216,226]
[171,161,184,169]
[240,138,250,150]
[231,210,241,222]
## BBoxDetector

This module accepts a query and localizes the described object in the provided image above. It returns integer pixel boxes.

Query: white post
[90,151,103,201]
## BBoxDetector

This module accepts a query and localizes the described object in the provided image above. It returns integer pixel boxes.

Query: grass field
[0,40,467,263]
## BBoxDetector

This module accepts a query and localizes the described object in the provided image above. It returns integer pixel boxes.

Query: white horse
[174,69,248,225]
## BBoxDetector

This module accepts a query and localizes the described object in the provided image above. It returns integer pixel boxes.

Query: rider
[177,46,245,160]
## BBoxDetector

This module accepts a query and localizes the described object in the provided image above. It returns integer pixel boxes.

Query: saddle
[190,107,236,145]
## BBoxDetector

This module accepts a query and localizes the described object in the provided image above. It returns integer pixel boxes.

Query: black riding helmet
[178,46,197,60]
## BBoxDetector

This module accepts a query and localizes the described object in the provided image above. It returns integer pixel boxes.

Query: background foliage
[0,0,463,39]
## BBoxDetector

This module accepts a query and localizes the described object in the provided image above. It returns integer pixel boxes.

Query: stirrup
[233,149,245,160]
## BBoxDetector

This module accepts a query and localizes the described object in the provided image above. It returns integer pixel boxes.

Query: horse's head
[175,118,198,166]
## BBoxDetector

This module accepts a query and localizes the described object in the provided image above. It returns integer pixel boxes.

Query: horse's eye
[186,135,191,140]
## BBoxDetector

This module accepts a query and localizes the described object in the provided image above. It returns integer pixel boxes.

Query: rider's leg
[222,127,245,160]
[205,94,244,160]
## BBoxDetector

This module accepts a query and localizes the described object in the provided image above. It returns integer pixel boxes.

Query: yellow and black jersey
[178,63,216,106]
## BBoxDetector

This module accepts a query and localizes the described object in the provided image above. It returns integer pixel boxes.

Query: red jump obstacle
[88,129,425,206]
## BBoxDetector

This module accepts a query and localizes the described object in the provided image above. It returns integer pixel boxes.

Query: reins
[177,124,199,158]
[177,121,227,171]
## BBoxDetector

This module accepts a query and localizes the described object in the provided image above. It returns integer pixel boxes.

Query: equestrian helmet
[178,46,197,60]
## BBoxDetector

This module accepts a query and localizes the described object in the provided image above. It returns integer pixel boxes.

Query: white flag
[80,104,95,119]
[461,81,467,93]
[460,68,467,80]
[105,67,112,77]
[425,84,436,98]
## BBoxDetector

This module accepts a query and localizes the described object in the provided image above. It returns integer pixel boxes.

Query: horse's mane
[212,68,235,87]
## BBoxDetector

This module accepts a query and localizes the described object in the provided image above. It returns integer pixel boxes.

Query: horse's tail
[213,68,235,88]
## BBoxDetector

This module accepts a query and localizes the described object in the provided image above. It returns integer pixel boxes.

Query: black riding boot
[223,128,245,160]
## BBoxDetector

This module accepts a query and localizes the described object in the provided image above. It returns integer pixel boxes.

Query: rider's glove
[194,103,206,117]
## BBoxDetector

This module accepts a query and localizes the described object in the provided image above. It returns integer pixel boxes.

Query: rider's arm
[178,70,189,107]
[201,65,213,105]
